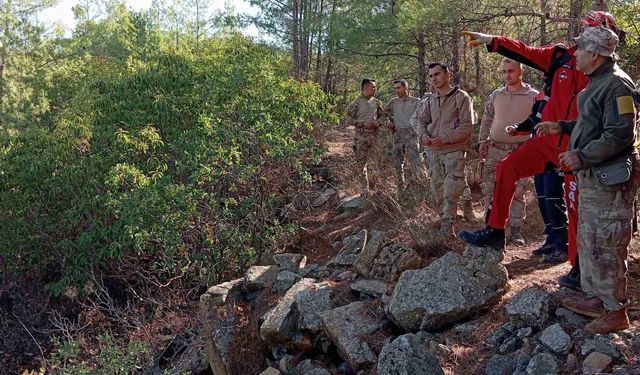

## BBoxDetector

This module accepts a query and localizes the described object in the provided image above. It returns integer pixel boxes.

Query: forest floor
[293,125,640,374]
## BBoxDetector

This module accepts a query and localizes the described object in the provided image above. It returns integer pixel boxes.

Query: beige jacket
[479,84,538,144]
[385,96,419,129]
[412,86,473,153]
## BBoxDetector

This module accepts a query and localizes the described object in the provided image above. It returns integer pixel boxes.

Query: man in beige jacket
[479,58,538,246]
[413,63,474,238]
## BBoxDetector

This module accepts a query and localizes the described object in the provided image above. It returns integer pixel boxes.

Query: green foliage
[48,334,152,374]
[0,28,334,293]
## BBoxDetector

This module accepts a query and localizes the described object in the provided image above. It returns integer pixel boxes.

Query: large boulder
[244,265,280,292]
[201,307,238,375]
[377,333,445,375]
[274,253,307,271]
[260,278,315,345]
[295,283,338,332]
[200,278,243,312]
[320,301,389,370]
[354,230,421,281]
[387,246,508,331]
[272,270,302,294]
[506,288,555,328]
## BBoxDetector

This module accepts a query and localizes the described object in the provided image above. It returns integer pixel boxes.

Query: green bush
[0,34,335,293]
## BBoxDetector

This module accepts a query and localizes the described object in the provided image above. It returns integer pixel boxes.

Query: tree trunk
[291,0,301,77]
[567,0,584,40]
[416,29,427,96]
[314,0,324,83]
[540,0,548,44]
[592,0,607,11]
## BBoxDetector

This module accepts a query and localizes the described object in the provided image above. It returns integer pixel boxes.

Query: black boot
[457,226,505,249]
[532,242,555,256]
[558,264,581,290]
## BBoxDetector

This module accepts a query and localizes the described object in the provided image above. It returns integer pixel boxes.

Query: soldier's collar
[588,60,615,78]
[436,86,459,98]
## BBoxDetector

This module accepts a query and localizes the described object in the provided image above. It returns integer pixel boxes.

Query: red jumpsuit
[485,37,589,266]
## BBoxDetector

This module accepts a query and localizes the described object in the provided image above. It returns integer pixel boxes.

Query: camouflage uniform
[558,27,637,311]
[386,95,423,189]
[413,86,474,232]
[346,95,388,195]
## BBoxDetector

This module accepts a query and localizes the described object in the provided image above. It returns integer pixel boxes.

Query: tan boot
[509,226,526,246]
[561,296,605,318]
[585,308,630,334]
[462,200,476,222]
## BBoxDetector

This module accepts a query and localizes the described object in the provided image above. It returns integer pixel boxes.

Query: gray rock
[274,253,307,270]
[298,263,320,277]
[331,270,355,281]
[506,288,555,328]
[486,323,517,348]
[554,307,589,326]
[424,340,453,361]
[351,279,393,298]
[305,265,332,279]
[499,337,520,354]
[312,188,339,207]
[516,327,533,338]
[338,194,370,213]
[244,265,280,292]
[320,301,389,370]
[294,359,331,375]
[328,230,367,268]
[371,245,422,282]
[387,246,508,331]
[258,251,277,266]
[272,270,302,294]
[581,335,627,362]
[539,323,571,355]
[353,230,391,275]
[202,309,238,375]
[169,336,210,375]
[200,278,243,311]
[525,353,558,375]
[582,352,613,375]
[485,351,520,375]
[377,333,445,375]
[259,368,281,375]
[295,283,337,332]
[260,278,315,345]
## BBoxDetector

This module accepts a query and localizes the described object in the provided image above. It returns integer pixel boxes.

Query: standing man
[346,78,388,197]
[458,11,625,289]
[536,26,636,333]
[413,63,474,238]
[385,79,423,191]
[479,58,538,246]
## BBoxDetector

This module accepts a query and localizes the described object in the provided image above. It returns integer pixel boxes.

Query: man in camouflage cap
[536,26,637,333]
[345,78,389,196]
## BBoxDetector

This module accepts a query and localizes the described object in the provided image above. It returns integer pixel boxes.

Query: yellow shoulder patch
[616,96,636,115]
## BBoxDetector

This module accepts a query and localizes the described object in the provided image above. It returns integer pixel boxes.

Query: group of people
[345,10,638,334]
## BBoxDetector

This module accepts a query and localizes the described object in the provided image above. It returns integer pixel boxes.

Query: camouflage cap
[573,26,619,57]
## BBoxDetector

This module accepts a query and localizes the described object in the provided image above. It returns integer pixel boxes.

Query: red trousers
[487,134,578,266]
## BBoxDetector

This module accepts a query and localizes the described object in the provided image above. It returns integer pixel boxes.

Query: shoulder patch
[616,96,636,115]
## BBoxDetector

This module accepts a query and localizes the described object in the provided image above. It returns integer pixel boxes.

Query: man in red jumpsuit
[458,11,625,289]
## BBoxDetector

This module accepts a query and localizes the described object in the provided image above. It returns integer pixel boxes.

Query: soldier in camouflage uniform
[413,63,475,238]
[479,58,538,246]
[536,26,637,334]
[346,78,389,196]
[385,79,424,191]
